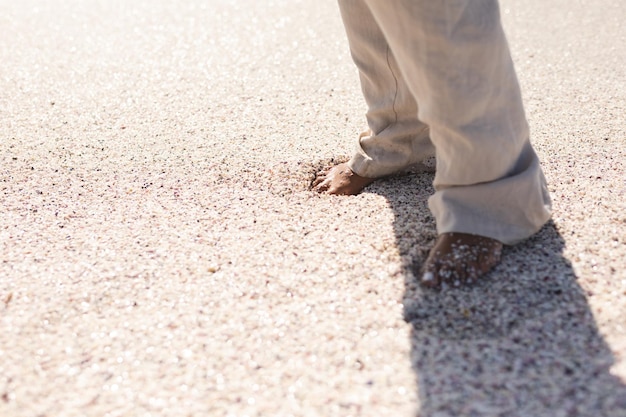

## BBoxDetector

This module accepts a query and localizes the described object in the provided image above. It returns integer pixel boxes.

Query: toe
[420,269,440,288]
[418,255,441,288]
[463,262,480,285]
[312,175,326,189]
[313,179,330,193]
[438,263,459,287]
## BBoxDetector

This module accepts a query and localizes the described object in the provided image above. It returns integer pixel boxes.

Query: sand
[1,0,625,416]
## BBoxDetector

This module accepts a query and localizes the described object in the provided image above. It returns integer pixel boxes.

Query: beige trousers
[338,0,551,244]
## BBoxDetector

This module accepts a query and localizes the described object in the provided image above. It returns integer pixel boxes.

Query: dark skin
[312,163,503,288]
[311,162,376,195]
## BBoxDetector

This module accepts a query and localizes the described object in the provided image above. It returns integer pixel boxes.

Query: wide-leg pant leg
[338,0,435,178]
[360,0,551,244]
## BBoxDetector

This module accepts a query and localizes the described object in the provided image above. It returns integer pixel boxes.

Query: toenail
[421,271,435,283]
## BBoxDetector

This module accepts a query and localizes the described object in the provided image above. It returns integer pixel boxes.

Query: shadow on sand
[368,171,626,417]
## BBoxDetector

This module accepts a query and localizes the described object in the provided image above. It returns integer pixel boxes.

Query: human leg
[313,0,434,195]
[362,0,551,285]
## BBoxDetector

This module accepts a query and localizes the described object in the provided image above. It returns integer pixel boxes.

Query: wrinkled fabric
[339,0,551,244]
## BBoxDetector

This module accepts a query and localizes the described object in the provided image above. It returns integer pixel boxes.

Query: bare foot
[311,163,376,195]
[419,232,503,288]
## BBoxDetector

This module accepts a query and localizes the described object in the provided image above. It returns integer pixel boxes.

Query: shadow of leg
[374,173,626,416]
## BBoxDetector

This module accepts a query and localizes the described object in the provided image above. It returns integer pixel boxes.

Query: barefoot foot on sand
[312,162,376,195]
[419,233,503,288]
